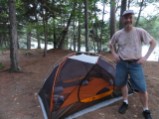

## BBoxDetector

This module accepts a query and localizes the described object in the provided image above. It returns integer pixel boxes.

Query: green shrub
[0,63,4,70]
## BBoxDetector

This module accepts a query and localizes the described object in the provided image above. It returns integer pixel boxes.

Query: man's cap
[122,10,134,16]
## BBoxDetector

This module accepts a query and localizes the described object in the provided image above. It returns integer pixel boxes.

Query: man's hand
[113,53,120,63]
[137,57,147,64]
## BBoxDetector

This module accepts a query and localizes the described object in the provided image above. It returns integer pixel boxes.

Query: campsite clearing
[0,49,159,119]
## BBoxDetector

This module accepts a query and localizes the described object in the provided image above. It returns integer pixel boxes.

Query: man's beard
[125,23,133,29]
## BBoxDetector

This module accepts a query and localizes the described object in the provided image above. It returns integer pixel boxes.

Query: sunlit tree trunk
[8,0,21,72]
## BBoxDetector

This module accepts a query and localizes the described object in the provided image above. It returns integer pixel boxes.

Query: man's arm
[137,38,156,64]
[144,38,156,59]
[109,43,120,62]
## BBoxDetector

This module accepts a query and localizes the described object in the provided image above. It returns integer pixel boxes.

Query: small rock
[133,114,138,118]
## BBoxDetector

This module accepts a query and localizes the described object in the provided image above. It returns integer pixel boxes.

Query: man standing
[109,10,156,119]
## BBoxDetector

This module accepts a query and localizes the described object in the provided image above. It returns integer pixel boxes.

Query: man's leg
[121,85,129,101]
[118,85,129,114]
[115,61,129,114]
[139,91,152,119]
[139,91,149,110]
[129,62,152,119]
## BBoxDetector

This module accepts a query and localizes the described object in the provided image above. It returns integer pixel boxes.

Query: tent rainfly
[38,53,133,119]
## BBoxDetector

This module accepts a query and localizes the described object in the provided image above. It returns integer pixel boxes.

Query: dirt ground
[0,49,159,119]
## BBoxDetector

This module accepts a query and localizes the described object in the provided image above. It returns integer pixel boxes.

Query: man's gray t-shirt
[110,27,152,60]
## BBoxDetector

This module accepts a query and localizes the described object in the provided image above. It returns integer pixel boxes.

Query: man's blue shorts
[115,59,147,92]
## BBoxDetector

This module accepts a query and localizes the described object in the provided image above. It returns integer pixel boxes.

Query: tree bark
[27,31,31,50]
[43,12,48,57]
[135,0,144,26]
[36,29,41,49]
[53,18,57,49]
[8,0,21,72]
[110,0,116,38]
[84,0,89,52]
[77,2,82,52]
[77,20,81,52]
[99,0,106,52]
[58,2,77,49]
[119,0,127,29]
[35,12,41,49]
[72,21,76,51]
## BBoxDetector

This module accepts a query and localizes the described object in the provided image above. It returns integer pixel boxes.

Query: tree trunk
[27,31,31,50]
[35,12,41,49]
[72,21,76,51]
[43,12,48,57]
[58,2,77,49]
[135,0,144,26]
[77,20,81,52]
[127,0,131,9]
[99,0,106,52]
[36,29,41,49]
[119,0,127,29]
[8,0,21,72]
[77,2,82,52]
[84,0,89,52]
[0,33,3,48]
[53,18,57,49]
[93,1,100,53]
[110,0,116,38]
[52,0,57,49]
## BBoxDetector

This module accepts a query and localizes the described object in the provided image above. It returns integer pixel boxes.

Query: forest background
[0,0,159,71]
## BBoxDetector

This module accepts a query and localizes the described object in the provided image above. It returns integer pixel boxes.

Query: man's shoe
[142,110,152,119]
[118,102,128,114]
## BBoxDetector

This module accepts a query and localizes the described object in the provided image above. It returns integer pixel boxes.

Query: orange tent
[38,53,133,119]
